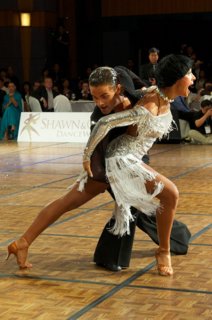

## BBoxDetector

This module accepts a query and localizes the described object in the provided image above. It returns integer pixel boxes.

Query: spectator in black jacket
[32,77,58,112]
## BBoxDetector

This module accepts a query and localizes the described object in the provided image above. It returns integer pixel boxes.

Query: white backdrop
[18,112,91,143]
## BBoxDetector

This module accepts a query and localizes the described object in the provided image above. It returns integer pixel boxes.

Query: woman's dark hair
[89,66,119,87]
[155,54,193,88]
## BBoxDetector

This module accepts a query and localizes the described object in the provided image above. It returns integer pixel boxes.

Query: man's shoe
[95,262,122,271]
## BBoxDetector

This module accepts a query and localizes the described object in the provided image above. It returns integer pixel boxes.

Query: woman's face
[90,84,121,114]
[175,69,196,97]
[8,83,16,94]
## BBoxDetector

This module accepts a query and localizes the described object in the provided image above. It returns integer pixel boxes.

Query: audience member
[32,80,41,93]
[187,87,202,111]
[0,82,22,140]
[33,77,58,112]
[0,84,6,119]
[187,99,212,144]
[195,69,207,91]
[21,81,32,111]
[61,78,73,100]
[77,80,92,100]
[140,47,160,86]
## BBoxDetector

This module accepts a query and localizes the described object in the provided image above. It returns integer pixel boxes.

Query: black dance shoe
[95,262,122,272]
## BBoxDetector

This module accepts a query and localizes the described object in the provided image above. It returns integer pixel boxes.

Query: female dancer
[5,67,137,269]
[83,54,195,276]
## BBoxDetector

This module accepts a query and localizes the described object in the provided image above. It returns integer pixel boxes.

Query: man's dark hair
[149,47,160,54]
[201,99,212,108]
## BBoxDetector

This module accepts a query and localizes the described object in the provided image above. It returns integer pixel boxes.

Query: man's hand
[206,108,212,118]
[83,160,93,177]
[41,97,48,108]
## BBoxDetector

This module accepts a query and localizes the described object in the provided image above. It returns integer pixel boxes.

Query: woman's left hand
[83,160,93,177]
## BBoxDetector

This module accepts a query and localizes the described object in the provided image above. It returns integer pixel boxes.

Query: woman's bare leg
[8,179,108,268]
[23,179,108,245]
[144,164,179,274]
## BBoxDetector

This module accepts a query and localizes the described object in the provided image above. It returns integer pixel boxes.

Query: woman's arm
[83,105,146,163]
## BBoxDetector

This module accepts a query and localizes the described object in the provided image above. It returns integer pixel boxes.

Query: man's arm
[195,109,212,127]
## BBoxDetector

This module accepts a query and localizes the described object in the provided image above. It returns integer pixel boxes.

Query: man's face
[90,84,121,114]
[149,52,159,64]
[44,78,53,90]
[33,82,40,91]
[82,83,89,92]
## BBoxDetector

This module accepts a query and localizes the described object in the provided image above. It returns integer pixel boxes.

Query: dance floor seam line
[0,152,82,173]
[0,175,77,199]
[0,141,69,155]
[0,273,211,296]
[127,284,212,295]
[170,162,212,180]
[1,143,181,173]
[190,223,211,242]
[0,232,211,247]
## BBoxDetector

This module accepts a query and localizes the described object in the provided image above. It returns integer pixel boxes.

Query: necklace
[155,87,174,103]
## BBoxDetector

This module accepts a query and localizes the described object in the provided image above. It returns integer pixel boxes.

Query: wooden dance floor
[0,141,211,320]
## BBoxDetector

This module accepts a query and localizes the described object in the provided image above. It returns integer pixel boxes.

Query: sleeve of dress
[83,105,146,161]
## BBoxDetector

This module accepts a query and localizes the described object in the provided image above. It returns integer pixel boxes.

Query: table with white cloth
[70,100,95,112]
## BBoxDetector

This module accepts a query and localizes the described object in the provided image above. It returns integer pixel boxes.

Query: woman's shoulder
[135,92,159,116]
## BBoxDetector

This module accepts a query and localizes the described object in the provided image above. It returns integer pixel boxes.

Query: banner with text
[18,112,91,143]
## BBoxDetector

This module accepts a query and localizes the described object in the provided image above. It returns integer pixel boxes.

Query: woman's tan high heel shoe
[155,248,173,276]
[6,237,32,269]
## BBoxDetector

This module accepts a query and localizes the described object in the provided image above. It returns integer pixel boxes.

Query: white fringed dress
[81,104,174,236]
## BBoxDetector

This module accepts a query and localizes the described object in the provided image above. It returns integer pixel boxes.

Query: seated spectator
[188,83,212,112]
[77,80,92,100]
[40,68,51,85]
[195,68,207,91]
[200,82,212,97]
[21,81,32,111]
[61,78,73,100]
[187,99,212,144]
[32,77,58,112]
[0,84,6,119]
[187,87,202,111]
[0,82,22,140]
[32,80,41,92]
